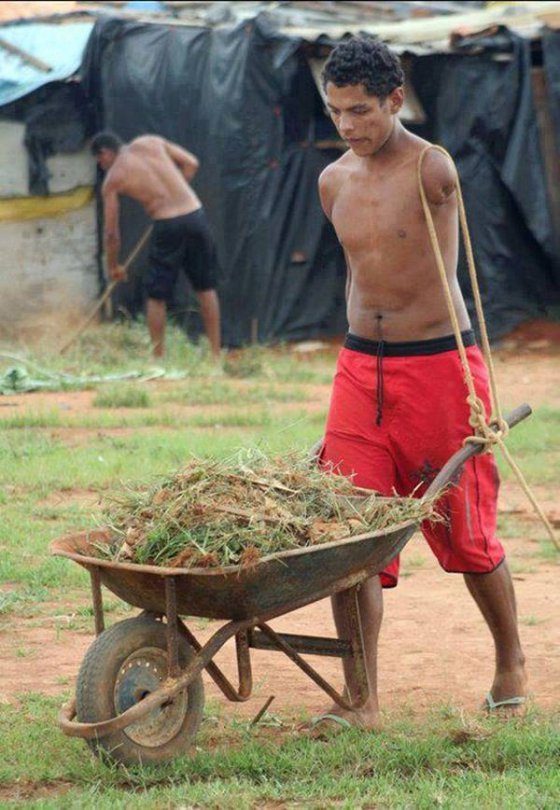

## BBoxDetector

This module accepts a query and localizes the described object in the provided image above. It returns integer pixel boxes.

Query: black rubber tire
[76,615,204,766]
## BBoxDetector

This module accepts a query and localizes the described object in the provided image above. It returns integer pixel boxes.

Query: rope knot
[464,395,498,452]
[489,416,510,440]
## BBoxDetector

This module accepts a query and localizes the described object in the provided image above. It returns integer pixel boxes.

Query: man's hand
[109,264,127,282]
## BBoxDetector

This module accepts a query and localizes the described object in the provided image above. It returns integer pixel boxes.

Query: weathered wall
[0,120,98,344]
[0,204,98,342]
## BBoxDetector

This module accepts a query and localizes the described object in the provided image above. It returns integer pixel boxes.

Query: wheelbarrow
[50,404,531,766]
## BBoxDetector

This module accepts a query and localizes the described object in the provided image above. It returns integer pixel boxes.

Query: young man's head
[322,37,405,157]
[90,131,124,171]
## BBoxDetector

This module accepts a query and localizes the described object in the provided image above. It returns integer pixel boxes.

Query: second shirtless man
[317,37,527,730]
[91,132,221,360]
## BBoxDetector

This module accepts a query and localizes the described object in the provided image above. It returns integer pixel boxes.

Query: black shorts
[144,209,219,302]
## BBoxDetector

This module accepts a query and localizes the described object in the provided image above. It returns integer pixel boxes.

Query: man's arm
[163,139,200,182]
[421,149,457,206]
[319,163,352,299]
[318,164,336,222]
[102,177,125,281]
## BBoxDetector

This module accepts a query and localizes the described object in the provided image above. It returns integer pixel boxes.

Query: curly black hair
[322,37,404,99]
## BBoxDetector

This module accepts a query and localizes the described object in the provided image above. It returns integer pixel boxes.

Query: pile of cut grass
[95,449,439,569]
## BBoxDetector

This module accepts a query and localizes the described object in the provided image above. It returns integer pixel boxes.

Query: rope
[417,145,558,550]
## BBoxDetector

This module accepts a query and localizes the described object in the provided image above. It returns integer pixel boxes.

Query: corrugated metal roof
[283,1,560,51]
[98,1,560,50]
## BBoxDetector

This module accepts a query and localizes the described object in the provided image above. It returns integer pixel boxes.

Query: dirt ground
[1,336,559,724]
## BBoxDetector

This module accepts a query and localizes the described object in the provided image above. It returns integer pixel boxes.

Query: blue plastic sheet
[0,22,93,106]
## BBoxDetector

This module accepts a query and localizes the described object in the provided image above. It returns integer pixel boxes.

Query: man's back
[106,135,201,220]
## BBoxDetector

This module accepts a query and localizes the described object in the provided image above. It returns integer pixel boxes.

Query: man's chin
[347,141,373,156]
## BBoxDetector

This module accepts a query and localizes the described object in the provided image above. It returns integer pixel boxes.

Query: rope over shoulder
[417,145,558,550]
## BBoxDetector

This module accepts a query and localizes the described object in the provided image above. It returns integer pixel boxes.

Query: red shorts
[321,332,505,588]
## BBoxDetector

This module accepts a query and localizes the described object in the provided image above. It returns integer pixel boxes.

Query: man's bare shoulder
[319,150,354,187]
[318,151,354,218]
[128,134,166,155]
[413,138,457,205]
[102,160,125,193]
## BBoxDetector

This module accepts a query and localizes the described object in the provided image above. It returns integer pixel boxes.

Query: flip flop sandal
[484,692,526,711]
[309,713,353,730]
[300,713,354,739]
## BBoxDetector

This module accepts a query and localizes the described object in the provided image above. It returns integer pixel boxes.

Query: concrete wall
[0,204,98,342]
[0,120,96,196]
[0,120,99,344]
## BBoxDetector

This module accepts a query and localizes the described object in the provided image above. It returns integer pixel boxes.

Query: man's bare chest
[331,173,424,253]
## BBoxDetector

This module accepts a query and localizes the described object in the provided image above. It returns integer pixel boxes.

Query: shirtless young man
[91,132,221,360]
[318,37,527,728]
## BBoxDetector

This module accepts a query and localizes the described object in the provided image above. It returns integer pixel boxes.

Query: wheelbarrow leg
[89,567,105,636]
[165,577,180,678]
[336,584,370,710]
[235,631,253,700]
[254,584,369,712]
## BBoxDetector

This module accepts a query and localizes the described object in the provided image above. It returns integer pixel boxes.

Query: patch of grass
[0,407,325,433]
[156,381,313,407]
[401,552,427,573]
[223,348,265,378]
[93,385,152,409]
[188,408,277,429]
[538,538,560,562]
[0,586,51,617]
[519,615,546,626]
[497,406,560,485]
[0,697,559,807]
[507,560,538,575]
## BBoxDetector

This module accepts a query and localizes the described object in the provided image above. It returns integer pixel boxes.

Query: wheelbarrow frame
[52,404,531,749]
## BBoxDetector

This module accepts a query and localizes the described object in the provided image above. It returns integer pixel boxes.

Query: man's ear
[388,87,404,115]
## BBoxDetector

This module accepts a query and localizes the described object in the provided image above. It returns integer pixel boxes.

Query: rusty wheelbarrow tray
[50,404,531,766]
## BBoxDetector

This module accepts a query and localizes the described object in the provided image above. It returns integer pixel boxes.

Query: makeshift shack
[0,12,96,341]
[1,1,560,346]
[80,2,560,345]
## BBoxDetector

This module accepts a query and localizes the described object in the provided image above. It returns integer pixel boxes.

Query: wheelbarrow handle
[423,403,532,501]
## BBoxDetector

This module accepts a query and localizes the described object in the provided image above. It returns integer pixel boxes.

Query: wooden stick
[0,37,52,72]
[59,225,153,355]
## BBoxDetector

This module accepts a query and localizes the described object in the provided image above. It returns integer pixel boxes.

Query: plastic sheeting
[411,30,560,338]
[543,30,560,155]
[0,22,93,107]
[81,15,560,345]
[81,15,347,346]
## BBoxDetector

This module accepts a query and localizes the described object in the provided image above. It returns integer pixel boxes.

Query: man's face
[325,82,402,157]
[95,147,117,172]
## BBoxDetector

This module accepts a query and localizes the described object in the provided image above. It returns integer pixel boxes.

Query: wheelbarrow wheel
[75,614,204,766]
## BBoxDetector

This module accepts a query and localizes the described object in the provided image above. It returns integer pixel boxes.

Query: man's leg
[329,575,383,729]
[464,560,527,710]
[146,297,167,358]
[196,289,221,360]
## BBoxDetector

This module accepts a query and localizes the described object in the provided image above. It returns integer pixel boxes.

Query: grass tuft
[93,385,152,409]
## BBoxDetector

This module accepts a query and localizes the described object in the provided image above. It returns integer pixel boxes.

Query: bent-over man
[317,37,527,730]
[91,132,221,360]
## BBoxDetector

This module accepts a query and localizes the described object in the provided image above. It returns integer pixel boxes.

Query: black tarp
[543,29,560,144]
[81,15,347,345]
[411,29,560,337]
[80,16,560,345]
